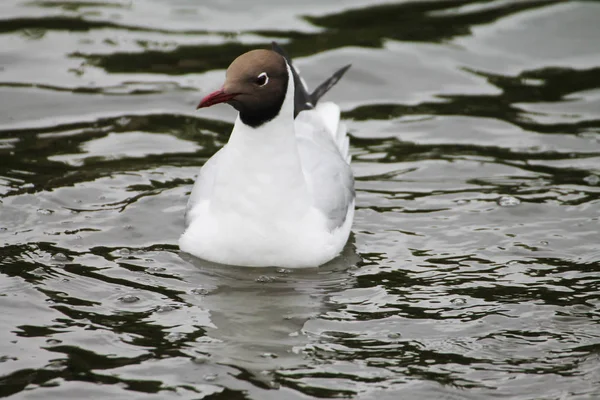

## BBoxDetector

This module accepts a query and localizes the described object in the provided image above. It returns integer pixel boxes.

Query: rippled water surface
[1,0,600,398]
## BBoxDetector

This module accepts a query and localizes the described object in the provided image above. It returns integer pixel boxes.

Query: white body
[180,65,354,268]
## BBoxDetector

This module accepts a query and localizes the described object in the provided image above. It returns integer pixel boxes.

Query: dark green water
[1,0,599,399]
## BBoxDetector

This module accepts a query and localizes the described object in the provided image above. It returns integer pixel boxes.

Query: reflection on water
[1,0,599,399]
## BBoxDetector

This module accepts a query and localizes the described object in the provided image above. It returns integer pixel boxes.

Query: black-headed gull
[180,43,354,268]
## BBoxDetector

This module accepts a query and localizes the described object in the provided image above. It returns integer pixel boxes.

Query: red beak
[197,88,238,109]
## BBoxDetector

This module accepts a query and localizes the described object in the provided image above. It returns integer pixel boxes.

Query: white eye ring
[256,72,269,86]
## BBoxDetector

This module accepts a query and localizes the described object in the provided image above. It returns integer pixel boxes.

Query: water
[1,0,599,398]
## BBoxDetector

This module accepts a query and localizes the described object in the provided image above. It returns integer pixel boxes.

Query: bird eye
[255,72,268,86]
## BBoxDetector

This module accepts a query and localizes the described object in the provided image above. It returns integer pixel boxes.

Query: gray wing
[295,111,355,231]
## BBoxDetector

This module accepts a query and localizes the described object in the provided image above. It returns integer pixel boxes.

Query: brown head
[198,49,289,128]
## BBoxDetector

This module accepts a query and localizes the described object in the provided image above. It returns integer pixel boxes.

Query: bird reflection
[178,239,360,373]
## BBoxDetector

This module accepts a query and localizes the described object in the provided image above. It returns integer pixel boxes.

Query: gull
[180,43,354,268]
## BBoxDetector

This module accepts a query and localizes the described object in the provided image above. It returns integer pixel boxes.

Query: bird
[179,42,354,268]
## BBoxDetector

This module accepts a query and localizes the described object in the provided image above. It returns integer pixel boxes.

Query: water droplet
[31,267,46,276]
[190,288,209,295]
[37,208,54,215]
[118,294,140,304]
[45,339,62,345]
[192,355,210,364]
[497,196,520,207]
[156,304,177,313]
[451,298,467,306]
[455,199,469,205]
[540,240,549,246]
[51,253,69,263]
[387,332,402,339]
[116,248,131,256]
[146,266,166,274]
[46,360,67,371]
[255,275,275,283]
[261,352,278,359]
[583,175,599,185]
[116,117,131,127]
[269,381,281,389]
[166,332,185,342]
[289,331,299,337]
[522,78,544,87]
[203,374,218,382]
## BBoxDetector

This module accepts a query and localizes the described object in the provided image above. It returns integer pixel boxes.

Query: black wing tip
[335,64,352,81]
[309,63,353,105]
[270,42,352,111]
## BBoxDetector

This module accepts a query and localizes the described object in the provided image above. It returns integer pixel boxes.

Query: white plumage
[180,60,354,268]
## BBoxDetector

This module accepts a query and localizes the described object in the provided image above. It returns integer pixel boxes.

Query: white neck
[210,63,310,219]
[227,61,296,154]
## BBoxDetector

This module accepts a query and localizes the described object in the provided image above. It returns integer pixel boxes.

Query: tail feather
[315,102,339,137]
[315,103,351,163]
